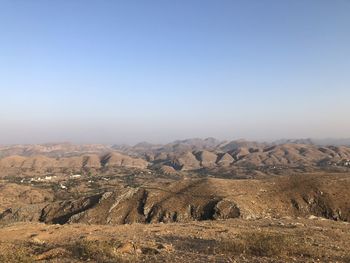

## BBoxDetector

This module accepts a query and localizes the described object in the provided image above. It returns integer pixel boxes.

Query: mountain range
[0,138,350,176]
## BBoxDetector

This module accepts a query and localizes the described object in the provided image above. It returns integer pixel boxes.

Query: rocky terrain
[0,140,349,262]
[1,174,349,226]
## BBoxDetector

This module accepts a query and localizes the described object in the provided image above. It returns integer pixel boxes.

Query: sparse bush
[218,231,301,257]
[69,240,132,263]
[0,244,34,263]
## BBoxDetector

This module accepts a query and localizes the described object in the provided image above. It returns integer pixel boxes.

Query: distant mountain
[0,143,113,158]
[273,138,350,146]
[111,137,223,158]
[1,139,350,174]
[273,138,315,145]
[218,139,266,152]
[171,137,222,148]
[312,138,350,146]
[0,152,148,177]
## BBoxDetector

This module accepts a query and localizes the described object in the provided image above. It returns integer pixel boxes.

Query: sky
[0,0,350,144]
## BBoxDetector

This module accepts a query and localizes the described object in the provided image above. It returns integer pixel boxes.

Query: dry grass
[217,231,304,257]
[69,240,134,263]
[0,229,349,263]
[0,240,134,263]
[0,243,34,263]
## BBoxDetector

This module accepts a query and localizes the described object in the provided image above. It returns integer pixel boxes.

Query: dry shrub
[0,243,34,263]
[218,231,302,257]
[70,240,133,263]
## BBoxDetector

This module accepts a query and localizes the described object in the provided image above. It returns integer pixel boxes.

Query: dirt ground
[0,217,349,262]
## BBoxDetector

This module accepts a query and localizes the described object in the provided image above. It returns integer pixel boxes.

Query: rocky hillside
[1,174,349,225]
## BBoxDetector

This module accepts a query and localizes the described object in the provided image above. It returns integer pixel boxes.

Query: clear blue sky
[0,0,349,144]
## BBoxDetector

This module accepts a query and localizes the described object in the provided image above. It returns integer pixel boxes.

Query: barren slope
[1,174,349,225]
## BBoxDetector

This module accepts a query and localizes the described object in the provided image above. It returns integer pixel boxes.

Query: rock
[35,248,68,260]
[32,237,46,244]
[214,200,240,219]
[116,242,137,254]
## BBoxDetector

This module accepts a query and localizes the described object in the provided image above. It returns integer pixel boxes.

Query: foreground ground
[0,217,349,262]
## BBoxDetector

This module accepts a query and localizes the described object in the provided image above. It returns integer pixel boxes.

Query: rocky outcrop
[213,200,240,219]
[40,194,103,224]
[0,204,44,222]
[68,185,240,225]
[0,179,241,225]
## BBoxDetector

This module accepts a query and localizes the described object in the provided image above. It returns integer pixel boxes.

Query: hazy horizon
[2,136,350,147]
[1,0,349,144]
